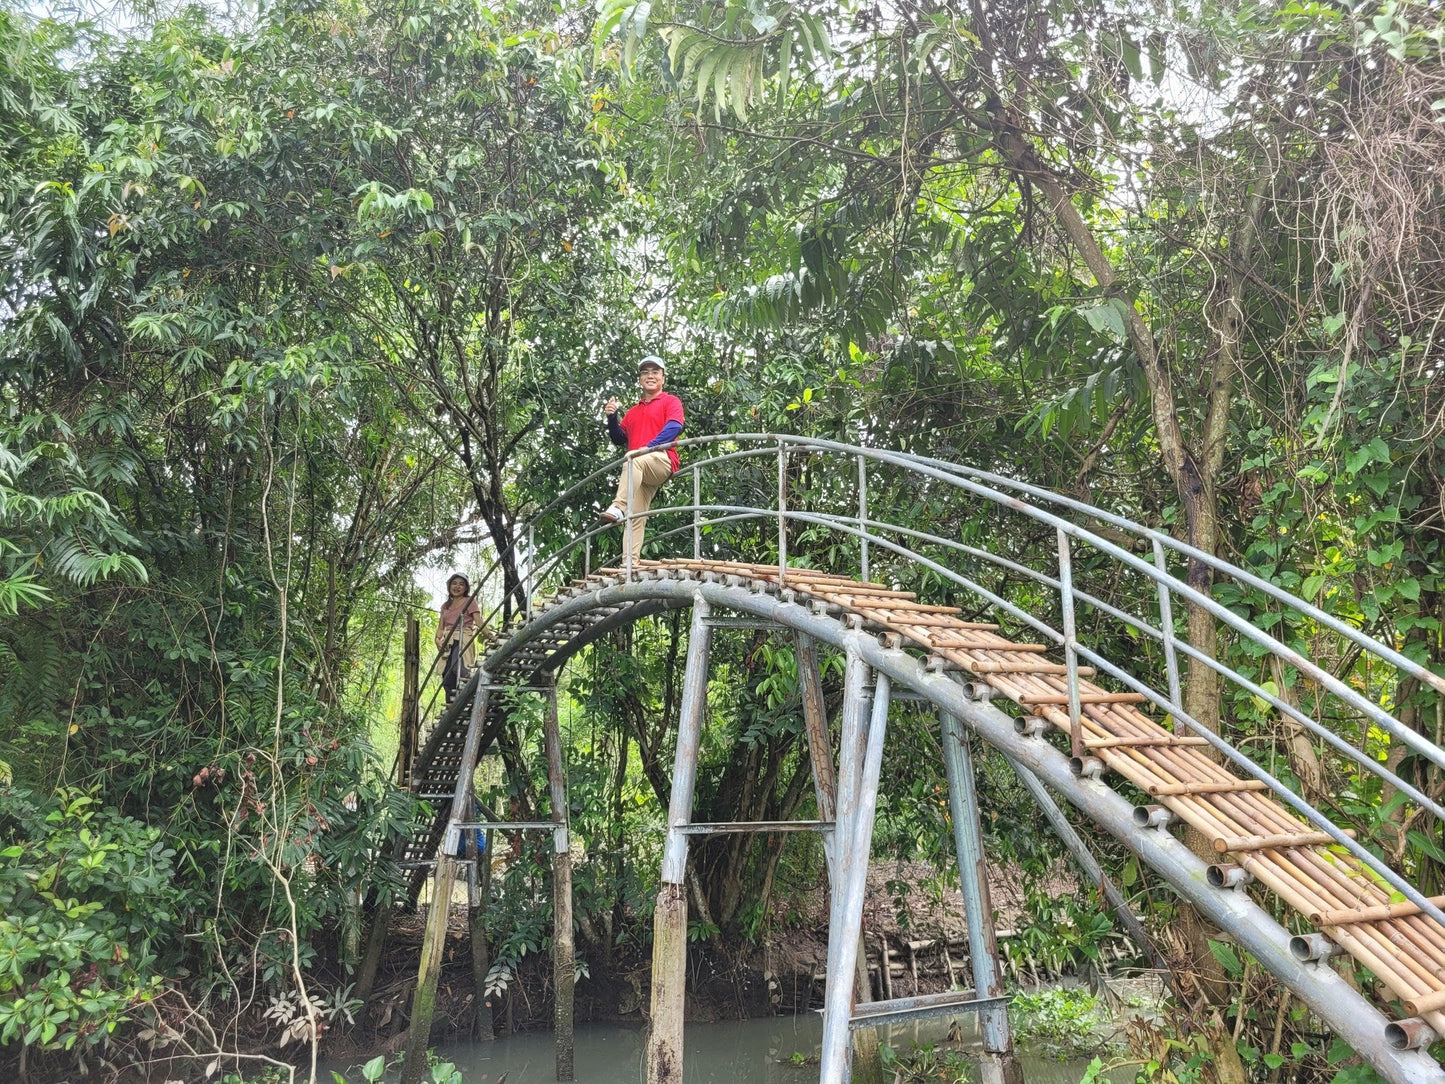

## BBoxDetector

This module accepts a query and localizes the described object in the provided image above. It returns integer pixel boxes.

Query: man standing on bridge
[600,354,684,564]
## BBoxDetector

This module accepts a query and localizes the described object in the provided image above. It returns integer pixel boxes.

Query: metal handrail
[412,434,1445,928]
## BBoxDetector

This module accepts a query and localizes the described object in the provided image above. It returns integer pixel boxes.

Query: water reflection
[333,1014,1116,1084]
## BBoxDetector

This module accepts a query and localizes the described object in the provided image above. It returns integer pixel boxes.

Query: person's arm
[607,411,627,446]
[604,396,627,446]
[646,419,683,447]
[645,395,685,448]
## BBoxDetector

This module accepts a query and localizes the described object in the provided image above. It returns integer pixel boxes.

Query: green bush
[1008,987,1110,1060]
[0,787,180,1051]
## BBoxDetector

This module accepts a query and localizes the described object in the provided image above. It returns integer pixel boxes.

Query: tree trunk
[985,100,1266,1013]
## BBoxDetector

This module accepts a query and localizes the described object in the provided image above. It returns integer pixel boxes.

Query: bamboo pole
[398,615,420,787]
[968,660,1097,676]
[469,826,494,1041]
[1317,896,1445,927]
[1404,986,1445,1016]
[930,638,1049,652]
[401,855,460,1084]
[1020,691,1148,706]
[1214,830,1355,853]
[862,612,994,628]
[1149,780,1271,796]
[1085,736,1210,749]
[353,906,391,1017]
[645,597,712,1084]
[544,685,575,1080]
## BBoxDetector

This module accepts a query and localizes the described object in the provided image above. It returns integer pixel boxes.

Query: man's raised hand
[604,396,620,416]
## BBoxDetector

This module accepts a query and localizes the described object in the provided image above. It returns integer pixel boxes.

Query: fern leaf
[776,25,793,105]
[0,575,50,615]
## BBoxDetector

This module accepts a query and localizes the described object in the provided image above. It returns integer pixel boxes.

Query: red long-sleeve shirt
[607,392,684,472]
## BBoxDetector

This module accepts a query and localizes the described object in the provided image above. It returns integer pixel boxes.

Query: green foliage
[1329,1070,1389,1084]
[1008,988,1111,1060]
[878,1040,971,1083]
[1005,890,1124,979]
[2,0,1444,1067]
[0,788,177,1051]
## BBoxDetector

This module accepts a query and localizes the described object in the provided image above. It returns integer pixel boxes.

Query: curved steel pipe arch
[476,574,1443,1084]
[395,437,1445,1072]
[408,435,1445,934]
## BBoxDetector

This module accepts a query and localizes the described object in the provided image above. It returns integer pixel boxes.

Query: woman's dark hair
[446,573,470,595]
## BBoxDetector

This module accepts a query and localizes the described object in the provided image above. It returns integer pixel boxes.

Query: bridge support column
[544,683,575,1080]
[645,596,712,1084]
[466,822,494,1040]
[941,712,1023,1084]
[353,902,391,1025]
[402,679,493,1084]
[799,635,884,1084]
[820,656,891,1084]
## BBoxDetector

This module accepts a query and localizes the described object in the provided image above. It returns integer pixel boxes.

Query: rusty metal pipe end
[1207,863,1254,889]
[1014,715,1048,738]
[1290,933,1343,963]
[1133,804,1175,829]
[1386,1018,1438,1051]
[1070,756,1105,779]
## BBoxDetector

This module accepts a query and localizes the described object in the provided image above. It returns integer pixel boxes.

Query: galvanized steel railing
[417,434,1445,930]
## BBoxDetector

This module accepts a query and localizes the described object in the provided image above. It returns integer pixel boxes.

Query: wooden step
[1018,691,1147,706]
[965,660,1095,676]
[1313,895,1445,927]
[1148,780,1270,796]
[1214,829,1354,854]
[1085,736,1209,749]
[929,637,1046,651]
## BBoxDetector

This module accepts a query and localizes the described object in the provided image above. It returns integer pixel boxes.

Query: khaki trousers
[614,450,675,563]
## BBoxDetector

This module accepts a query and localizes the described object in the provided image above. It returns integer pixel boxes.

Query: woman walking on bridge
[436,573,481,702]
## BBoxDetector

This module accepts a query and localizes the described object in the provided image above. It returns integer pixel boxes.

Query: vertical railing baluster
[1153,538,1184,723]
[525,525,534,623]
[819,653,870,1084]
[692,465,700,560]
[858,453,869,583]
[777,441,788,582]
[623,454,634,582]
[941,711,1022,1083]
[1057,526,1083,760]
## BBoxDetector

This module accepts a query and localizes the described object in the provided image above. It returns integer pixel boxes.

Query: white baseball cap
[638,355,666,372]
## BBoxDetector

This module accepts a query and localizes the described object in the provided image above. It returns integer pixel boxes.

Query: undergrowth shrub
[0,787,180,1053]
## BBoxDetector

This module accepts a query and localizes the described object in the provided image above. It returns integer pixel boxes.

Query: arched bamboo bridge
[374,437,1445,1084]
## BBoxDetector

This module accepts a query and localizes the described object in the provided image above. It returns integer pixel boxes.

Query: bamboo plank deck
[612,561,1445,1030]
[401,558,1445,1032]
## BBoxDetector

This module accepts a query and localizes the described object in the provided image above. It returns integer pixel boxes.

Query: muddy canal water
[339,1014,1117,1083]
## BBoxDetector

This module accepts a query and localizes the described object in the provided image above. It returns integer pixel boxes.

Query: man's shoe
[599,504,624,524]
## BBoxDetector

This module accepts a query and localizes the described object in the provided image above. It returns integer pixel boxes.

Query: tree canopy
[1,0,1443,1079]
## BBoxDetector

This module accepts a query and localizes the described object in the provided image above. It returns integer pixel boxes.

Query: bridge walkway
[371,434,1445,1084]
